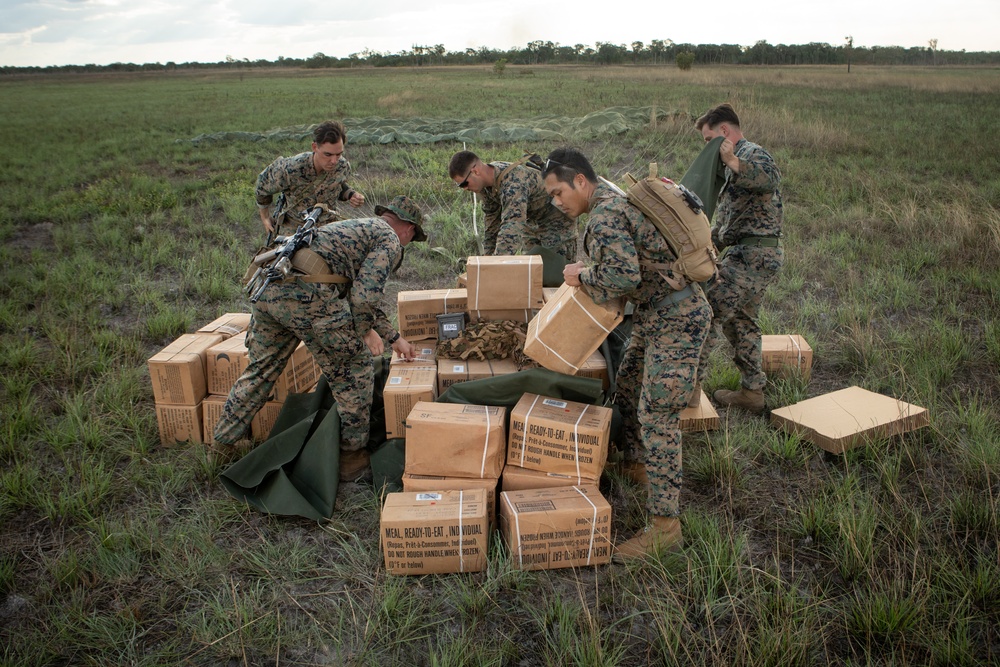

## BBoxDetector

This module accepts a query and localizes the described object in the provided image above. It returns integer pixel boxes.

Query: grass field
[1,64,998,665]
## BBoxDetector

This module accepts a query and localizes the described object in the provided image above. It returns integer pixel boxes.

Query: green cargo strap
[737,235,782,248]
[646,284,696,311]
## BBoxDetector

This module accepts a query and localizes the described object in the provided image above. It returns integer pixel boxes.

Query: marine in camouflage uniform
[256,120,365,238]
[448,151,578,262]
[215,197,427,480]
[542,149,711,544]
[695,104,783,411]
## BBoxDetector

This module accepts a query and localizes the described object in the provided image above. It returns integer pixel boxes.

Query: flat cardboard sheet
[770,386,929,454]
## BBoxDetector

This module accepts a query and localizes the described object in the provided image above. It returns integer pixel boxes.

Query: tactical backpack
[623,163,717,289]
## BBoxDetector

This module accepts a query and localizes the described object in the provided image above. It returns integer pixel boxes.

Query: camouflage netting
[185,106,675,145]
[435,320,539,370]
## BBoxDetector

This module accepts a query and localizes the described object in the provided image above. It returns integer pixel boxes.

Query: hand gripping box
[196,313,252,340]
[499,485,612,570]
[383,366,438,439]
[404,402,507,479]
[402,473,498,529]
[381,489,489,575]
[466,256,544,312]
[770,386,929,454]
[507,393,611,481]
[148,333,225,406]
[523,284,624,375]
[762,334,813,381]
[397,289,468,342]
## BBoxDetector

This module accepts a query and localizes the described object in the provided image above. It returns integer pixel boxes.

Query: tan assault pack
[624,163,717,288]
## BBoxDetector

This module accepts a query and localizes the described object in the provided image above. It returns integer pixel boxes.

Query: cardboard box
[397,289,468,341]
[770,386,929,454]
[499,485,612,570]
[391,346,438,368]
[201,394,227,445]
[679,391,719,432]
[457,272,467,289]
[523,284,624,375]
[543,287,560,302]
[402,474,498,529]
[501,465,591,492]
[250,400,285,442]
[466,308,538,325]
[466,256,544,311]
[148,333,225,406]
[206,334,318,400]
[762,334,813,380]
[508,393,612,481]
[384,367,438,439]
[575,350,610,390]
[196,312,251,339]
[381,489,489,575]
[404,402,507,479]
[155,402,204,446]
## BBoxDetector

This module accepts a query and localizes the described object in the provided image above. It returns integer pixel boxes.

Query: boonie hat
[375,196,428,242]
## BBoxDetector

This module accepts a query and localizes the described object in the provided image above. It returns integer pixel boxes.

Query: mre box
[383,367,438,439]
[402,474,498,529]
[155,402,204,446]
[148,333,224,406]
[196,312,251,339]
[404,402,506,479]
[381,489,489,575]
[762,334,813,380]
[770,386,929,454]
[508,393,612,481]
[501,465,591,492]
[397,289,468,341]
[499,485,612,570]
[523,284,624,376]
[206,335,317,400]
[466,255,544,311]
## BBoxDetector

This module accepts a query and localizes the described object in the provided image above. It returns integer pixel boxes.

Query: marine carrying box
[770,386,929,454]
[397,289,468,342]
[523,284,624,376]
[383,367,438,439]
[466,255,544,311]
[381,489,489,575]
[404,402,507,479]
[148,333,225,406]
[402,474,498,530]
[507,393,612,481]
[499,485,612,571]
[762,334,813,381]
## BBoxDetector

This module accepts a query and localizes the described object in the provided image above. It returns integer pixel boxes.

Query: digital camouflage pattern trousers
[214,281,373,451]
[697,245,783,391]
[615,290,711,518]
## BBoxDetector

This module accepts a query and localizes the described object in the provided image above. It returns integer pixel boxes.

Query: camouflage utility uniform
[256,152,360,237]
[578,182,711,518]
[481,161,578,261]
[697,139,783,391]
[215,217,402,450]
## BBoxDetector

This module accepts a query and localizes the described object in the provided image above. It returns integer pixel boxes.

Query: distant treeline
[4,39,999,74]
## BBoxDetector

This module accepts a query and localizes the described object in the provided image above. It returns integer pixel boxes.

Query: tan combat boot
[613,516,683,562]
[687,383,702,408]
[339,449,372,483]
[620,461,649,488]
[713,388,765,414]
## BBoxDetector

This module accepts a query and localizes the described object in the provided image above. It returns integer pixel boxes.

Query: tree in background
[676,51,695,70]
[845,35,853,73]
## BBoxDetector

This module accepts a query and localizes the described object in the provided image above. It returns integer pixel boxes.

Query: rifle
[246,206,323,303]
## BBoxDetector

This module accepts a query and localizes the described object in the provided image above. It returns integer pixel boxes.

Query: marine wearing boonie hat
[375,196,428,242]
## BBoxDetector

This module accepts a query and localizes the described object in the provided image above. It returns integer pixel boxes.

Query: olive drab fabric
[679,135,727,223]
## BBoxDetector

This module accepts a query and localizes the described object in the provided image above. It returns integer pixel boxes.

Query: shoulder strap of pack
[494,155,535,187]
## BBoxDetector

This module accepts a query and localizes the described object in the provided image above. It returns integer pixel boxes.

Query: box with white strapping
[397,289,469,342]
[383,366,438,439]
[403,402,507,479]
[762,334,813,380]
[466,256,544,311]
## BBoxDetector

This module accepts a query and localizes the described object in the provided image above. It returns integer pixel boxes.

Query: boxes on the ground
[397,289,468,341]
[523,284,624,375]
[770,386,929,454]
[250,400,285,442]
[148,333,225,406]
[457,272,467,289]
[404,402,507,478]
[155,402,203,446]
[466,308,538,325]
[206,334,317,400]
[381,489,489,575]
[384,367,438,439]
[499,485,612,570]
[436,357,519,394]
[501,465,591,492]
[762,334,813,380]
[680,391,719,432]
[402,474,498,529]
[196,313,251,339]
[201,394,227,445]
[575,350,610,390]
[466,256,544,311]
[508,393,612,481]
[391,346,437,368]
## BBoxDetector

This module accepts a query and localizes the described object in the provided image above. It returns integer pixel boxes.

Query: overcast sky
[1,0,996,68]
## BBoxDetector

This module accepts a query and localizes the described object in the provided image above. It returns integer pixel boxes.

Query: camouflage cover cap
[375,195,428,242]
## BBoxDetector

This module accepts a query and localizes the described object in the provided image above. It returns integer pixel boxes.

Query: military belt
[736,235,781,248]
[646,284,696,311]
